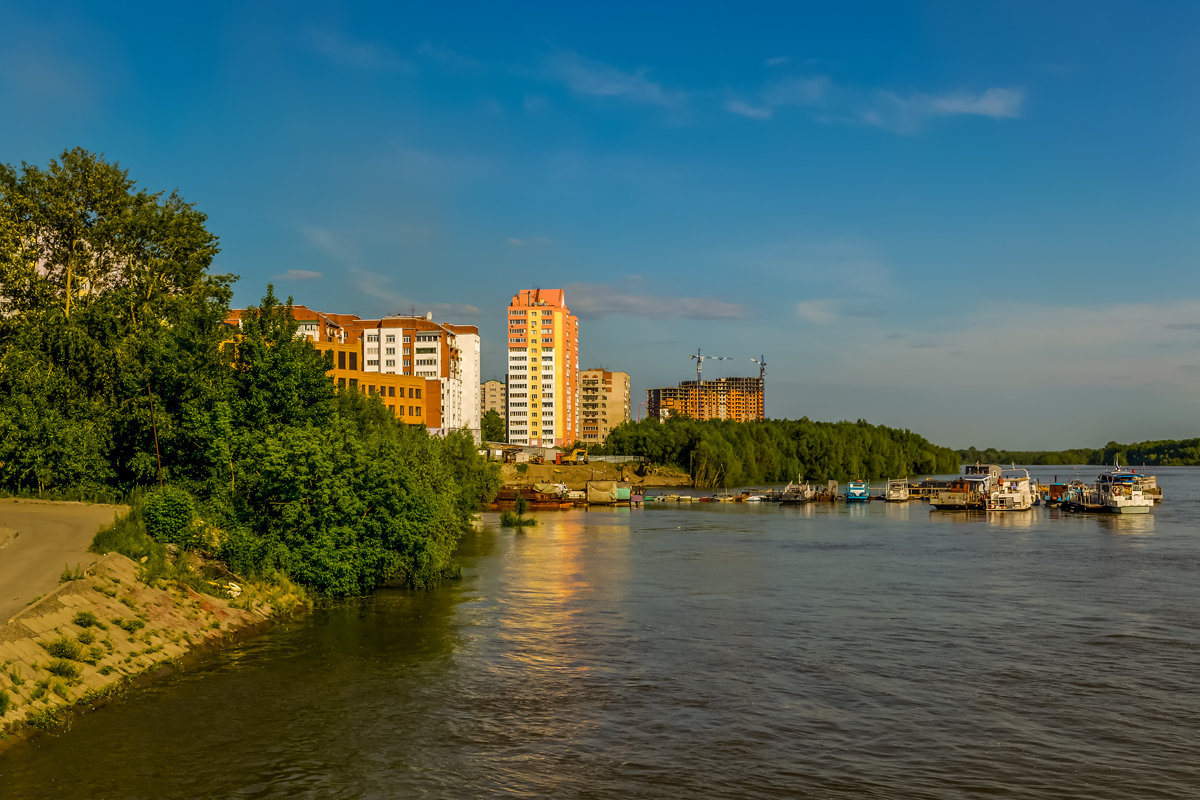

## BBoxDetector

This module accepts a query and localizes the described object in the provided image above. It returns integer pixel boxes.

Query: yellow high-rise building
[505,289,579,447]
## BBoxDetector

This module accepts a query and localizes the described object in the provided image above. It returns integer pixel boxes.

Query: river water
[3,467,1200,799]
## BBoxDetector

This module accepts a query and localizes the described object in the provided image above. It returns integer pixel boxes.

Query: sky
[3,1,1198,450]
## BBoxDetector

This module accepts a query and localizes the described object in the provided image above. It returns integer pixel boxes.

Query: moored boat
[884,478,910,502]
[845,480,870,503]
[1095,462,1153,514]
[986,468,1034,512]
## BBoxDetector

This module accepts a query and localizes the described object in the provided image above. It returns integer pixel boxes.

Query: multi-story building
[481,379,507,420]
[225,306,437,425]
[579,369,630,444]
[342,313,481,441]
[505,288,579,447]
[646,377,764,422]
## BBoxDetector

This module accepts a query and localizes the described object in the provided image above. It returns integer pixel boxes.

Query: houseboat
[845,480,871,503]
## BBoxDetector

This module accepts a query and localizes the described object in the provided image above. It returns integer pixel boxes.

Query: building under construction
[646,377,764,422]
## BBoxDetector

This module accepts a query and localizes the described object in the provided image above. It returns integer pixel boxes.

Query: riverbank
[0,550,307,751]
[499,461,692,491]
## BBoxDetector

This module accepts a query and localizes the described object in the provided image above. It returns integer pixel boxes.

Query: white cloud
[274,269,323,281]
[417,40,482,70]
[725,99,773,120]
[306,29,409,72]
[564,282,744,319]
[544,50,685,107]
[763,75,829,107]
[796,299,840,324]
[507,238,525,247]
[764,56,792,66]
[928,88,1024,118]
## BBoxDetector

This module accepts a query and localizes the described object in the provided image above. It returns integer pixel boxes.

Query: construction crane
[689,348,730,420]
[750,354,767,420]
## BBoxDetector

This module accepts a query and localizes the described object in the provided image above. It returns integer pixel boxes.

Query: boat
[845,480,870,503]
[780,478,818,504]
[928,464,999,510]
[1095,462,1153,514]
[986,468,1034,512]
[884,478,910,502]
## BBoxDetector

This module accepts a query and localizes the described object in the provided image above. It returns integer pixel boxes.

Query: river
[3,466,1199,798]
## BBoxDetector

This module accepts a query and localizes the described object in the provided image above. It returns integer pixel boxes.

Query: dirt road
[0,499,125,623]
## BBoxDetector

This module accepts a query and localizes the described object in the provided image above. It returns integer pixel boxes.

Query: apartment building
[646,377,764,422]
[481,379,507,419]
[579,369,630,444]
[506,288,579,447]
[343,313,481,441]
[225,306,437,425]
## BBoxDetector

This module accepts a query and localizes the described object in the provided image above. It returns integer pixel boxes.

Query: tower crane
[689,348,730,420]
[750,355,767,420]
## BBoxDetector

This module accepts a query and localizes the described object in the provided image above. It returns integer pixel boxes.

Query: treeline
[959,438,1200,467]
[0,149,499,595]
[597,417,961,487]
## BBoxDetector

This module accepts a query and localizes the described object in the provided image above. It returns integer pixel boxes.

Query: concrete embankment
[499,461,692,491]
[0,551,305,748]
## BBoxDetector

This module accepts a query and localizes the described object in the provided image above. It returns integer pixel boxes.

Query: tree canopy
[601,416,960,486]
[0,149,498,594]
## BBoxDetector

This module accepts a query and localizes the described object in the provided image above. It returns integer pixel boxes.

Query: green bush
[42,635,83,661]
[0,690,9,716]
[143,486,197,547]
[47,659,81,680]
[73,610,103,628]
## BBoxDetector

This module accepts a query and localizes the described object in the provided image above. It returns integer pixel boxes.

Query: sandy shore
[0,502,305,748]
[499,461,692,490]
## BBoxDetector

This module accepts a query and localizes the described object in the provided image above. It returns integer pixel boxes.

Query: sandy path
[0,499,126,623]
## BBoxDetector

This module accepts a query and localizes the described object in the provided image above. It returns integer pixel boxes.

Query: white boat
[1095,462,1153,514]
[986,468,1034,512]
[884,478,910,502]
[781,477,818,504]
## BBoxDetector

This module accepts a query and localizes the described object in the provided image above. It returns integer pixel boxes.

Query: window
[338,351,346,370]
[349,378,358,389]
[367,359,378,366]
[386,335,395,343]
[367,346,378,354]
[385,359,395,367]
[367,334,378,342]
[416,347,436,354]
[349,353,358,370]
[415,388,422,399]
[385,347,395,355]
[338,377,346,388]
[403,335,411,343]
[388,386,396,397]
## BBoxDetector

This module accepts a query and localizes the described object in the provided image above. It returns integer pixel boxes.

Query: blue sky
[4,1,1198,450]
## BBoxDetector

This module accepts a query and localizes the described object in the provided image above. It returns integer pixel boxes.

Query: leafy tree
[481,408,506,442]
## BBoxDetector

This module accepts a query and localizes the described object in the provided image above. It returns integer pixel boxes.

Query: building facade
[646,377,764,422]
[481,379,507,420]
[579,369,630,444]
[344,313,481,441]
[505,288,579,447]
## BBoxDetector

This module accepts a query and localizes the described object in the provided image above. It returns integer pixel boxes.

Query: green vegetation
[41,635,83,661]
[499,496,536,528]
[73,611,103,628]
[59,564,85,582]
[959,438,1200,467]
[603,417,960,487]
[1,149,499,597]
[0,690,9,716]
[47,659,81,680]
[481,409,505,442]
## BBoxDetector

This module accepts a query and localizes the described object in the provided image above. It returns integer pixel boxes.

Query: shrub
[0,690,9,716]
[143,486,197,548]
[47,659,81,680]
[42,635,83,661]
[77,629,96,645]
[73,611,103,628]
[114,618,144,633]
[60,564,85,582]
[499,510,536,528]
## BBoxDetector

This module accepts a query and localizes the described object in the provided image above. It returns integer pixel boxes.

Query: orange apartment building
[506,288,579,447]
[225,306,438,426]
[579,369,630,444]
[646,377,764,422]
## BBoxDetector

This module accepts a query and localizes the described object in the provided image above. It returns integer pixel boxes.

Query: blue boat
[845,480,871,502]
